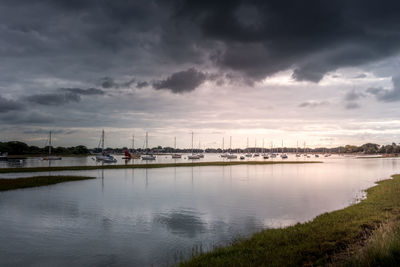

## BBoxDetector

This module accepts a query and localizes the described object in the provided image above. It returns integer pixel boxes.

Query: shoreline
[180,174,400,266]
[0,160,321,174]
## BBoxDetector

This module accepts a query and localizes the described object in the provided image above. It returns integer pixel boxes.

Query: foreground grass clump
[181,175,400,267]
[0,161,321,174]
[0,176,95,191]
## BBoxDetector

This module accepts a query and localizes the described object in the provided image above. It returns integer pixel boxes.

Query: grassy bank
[180,174,400,267]
[0,176,95,191]
[0,161,321,174]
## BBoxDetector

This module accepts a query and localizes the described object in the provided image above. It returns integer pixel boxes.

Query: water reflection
[154,209,206,238]
[0,158,400,266]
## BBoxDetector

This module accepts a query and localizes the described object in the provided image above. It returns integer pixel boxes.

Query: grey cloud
[101,77,135,89]
[136,81,149,88]
[25,92,80,105]
[345,90,365,101]
[367,75,400,102]
[153,68,207,93]
[354,73,367,79]
[0,95,23,113]
[345,102,361,109]
[0,111,55,124]
[60,87,104,95]
[299,101,329,108]
[22,129,76,135]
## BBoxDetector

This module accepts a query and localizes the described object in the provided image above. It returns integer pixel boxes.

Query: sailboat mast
[101,129,105,152]
[174,137,176,150]
[191,131,194,154]
[263,138,264,154]
[132,134,134,151]
[255,139,256,153]
[49,131,51,155]
[230,136,232,153]
[222,137,224,152]
[146,132,148,150]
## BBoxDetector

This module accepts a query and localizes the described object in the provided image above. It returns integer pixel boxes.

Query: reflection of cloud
[154,208,206,237]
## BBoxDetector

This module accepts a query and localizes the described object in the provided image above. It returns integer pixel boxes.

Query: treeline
[1,141,399,155]
[0,141,90,155]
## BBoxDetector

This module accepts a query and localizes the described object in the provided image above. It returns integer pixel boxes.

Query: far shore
[0,160,322,174]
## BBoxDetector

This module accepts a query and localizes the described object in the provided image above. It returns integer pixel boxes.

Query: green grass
[0,161,321,174]
[180,174,400,267]
[0,175,95,191]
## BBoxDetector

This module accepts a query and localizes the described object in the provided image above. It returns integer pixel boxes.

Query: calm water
[0,157,399,266]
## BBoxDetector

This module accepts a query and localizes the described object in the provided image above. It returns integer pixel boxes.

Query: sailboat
[245,137,252,157]
[226,136,237,159]
[262,138,269,159]
[141,132,156,160]
[220,137,228,157]
[188,132,200,159]
[197,141,204,158]
[253,139,259,157]
[95,130,117,163]
[296,141,301,157]
[171,137,182,158]
[42,131,62,160]
[270,142,277,158]
[280,140,288,159]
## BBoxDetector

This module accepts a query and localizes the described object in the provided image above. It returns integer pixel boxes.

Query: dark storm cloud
[25,93,80,105]
[0,95,23,113]
[153,68,207,93]
[367,75,400,102]
[2,0,400,88]
[173,0,400,82]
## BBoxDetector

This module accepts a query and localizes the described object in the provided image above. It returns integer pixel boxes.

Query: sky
[1,0,400,149]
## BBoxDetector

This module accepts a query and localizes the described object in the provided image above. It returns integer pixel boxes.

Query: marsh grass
[180,174,400,267]
[0,175,95,191]
[0,161,321,174]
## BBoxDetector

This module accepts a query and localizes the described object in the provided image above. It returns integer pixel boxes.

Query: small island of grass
[0,176,95,191]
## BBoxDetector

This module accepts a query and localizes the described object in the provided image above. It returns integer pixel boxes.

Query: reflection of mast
[145,169,148,188]
[101,168,104,192]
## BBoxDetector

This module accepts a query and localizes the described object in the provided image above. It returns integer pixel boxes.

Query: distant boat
[240,155,245,160]
[280,140,288,159]
[188,132,200,160]
[220,137,227,157]
[315,154,319,157]
[245,137,252,157]
[122,149,132,159]
[94,130,117,163]
[261,138,269,159]
[42,131,62,160]
[0,152,8,161]
[171,137,182,158]
[226,136,237,159]
[141,132,156,160]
